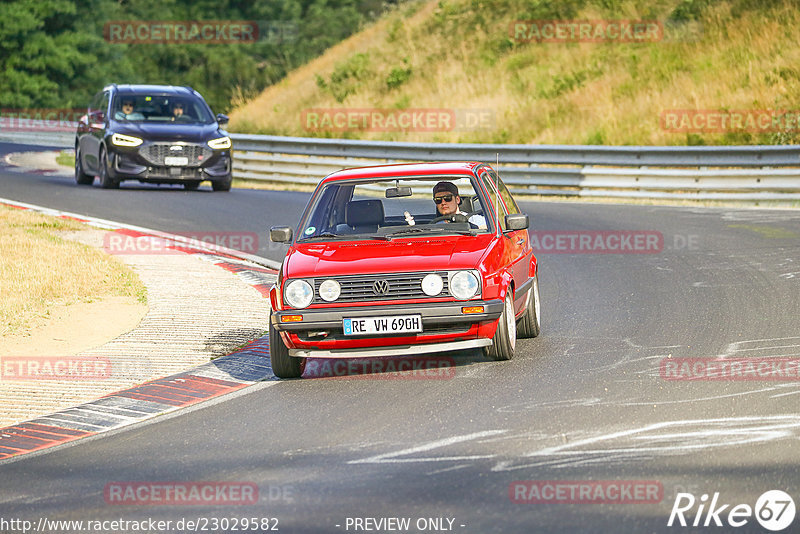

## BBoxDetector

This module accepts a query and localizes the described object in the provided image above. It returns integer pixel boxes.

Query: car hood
[283,234,495,279]
[112,122,222,143]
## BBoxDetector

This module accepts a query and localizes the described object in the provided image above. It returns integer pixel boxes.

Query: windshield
[298,176,494,241]
[113,94,214,124]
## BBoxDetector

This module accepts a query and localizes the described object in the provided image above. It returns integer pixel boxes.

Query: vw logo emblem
[372,280,389,295]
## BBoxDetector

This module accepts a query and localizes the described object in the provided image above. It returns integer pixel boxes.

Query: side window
[99,92,110,118]
[481,171,509,231]
[88,91,102,113]
[493,172,520,216]
[88,91,109,124]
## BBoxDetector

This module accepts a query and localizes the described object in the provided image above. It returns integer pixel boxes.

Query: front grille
[313,272,450,303]
[147,167,200,179]
[140,143,211,167]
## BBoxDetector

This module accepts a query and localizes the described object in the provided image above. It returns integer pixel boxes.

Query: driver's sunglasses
[433,195,454,204]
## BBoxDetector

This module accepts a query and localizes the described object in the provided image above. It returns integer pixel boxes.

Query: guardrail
[231,134,800,200]
[3,130,799,200]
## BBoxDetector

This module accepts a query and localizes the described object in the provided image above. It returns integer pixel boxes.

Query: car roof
[320,161,485,184]
[106,84,197,96]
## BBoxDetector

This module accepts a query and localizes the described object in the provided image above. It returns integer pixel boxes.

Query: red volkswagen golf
[268,162,540,378]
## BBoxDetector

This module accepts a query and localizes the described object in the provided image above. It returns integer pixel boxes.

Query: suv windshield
[298,176,494,241]
[113,94,214,124]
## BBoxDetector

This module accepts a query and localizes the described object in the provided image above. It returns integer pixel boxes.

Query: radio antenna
[495,153,500,233]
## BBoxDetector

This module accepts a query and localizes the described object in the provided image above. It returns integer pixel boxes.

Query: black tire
[269,321,306,379]
[183,180,201,190]
[517,274,541,338]
[98,148,119,189]
[483,291,516,361]
[74,146,93,185]
[211,174,232,192]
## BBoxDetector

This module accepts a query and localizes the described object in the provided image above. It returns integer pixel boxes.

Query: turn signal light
[461,306,484,314]
[281,315,303,323]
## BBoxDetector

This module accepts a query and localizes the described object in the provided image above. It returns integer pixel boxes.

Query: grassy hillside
[229,0,800,145]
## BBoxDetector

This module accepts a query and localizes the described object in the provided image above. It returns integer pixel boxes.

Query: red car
[268,162,540,378]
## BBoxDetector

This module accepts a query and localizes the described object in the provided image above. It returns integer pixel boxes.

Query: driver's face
[434,193,459,215]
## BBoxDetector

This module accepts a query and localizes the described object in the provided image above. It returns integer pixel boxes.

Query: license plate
[164,156,188,166]
[343,315,422,336]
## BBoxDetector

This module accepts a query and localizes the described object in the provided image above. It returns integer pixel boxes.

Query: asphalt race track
[1,143,799,533]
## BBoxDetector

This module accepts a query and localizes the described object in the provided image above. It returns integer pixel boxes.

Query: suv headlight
[449,271,479,300]
[284,280,313,309]
[111,133,143,147]
[208,136,231,149]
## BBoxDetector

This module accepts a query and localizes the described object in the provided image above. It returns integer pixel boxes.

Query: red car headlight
[284,280,313,308]
[449,271,479,300]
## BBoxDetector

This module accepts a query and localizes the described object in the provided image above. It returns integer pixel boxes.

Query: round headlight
[421,273,444,296]
[449,271,479,300]
[319,279,341,302]
[284,280,313,308]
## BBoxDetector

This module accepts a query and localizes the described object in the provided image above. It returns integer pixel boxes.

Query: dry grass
[0,206,146,336]
[229,0,800,146]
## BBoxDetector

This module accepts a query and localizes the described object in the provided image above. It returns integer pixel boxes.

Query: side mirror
[505,213,529,231]
[89,112,104,129]
[270,226,293,243]
[216,113,229,126]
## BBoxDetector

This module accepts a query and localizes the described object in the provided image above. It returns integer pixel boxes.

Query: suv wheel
[211,173,232,192]
[75,146,93,185]
[98,148,119,189]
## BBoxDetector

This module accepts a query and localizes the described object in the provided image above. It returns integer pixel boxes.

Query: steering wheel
[430,213,469,224]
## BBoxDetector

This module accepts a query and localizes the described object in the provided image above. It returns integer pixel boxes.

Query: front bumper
[110,145,231,181]
[272,299,503,358]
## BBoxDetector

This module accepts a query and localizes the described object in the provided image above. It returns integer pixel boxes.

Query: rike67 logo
[668,490,795,531]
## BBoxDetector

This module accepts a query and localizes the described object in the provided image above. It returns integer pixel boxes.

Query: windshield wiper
[299,232,341,240]
[300,232,391,242]
[386,227,444,239]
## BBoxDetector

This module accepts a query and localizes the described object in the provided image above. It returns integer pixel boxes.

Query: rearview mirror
[385,186,412,198]
[216,113,229,126]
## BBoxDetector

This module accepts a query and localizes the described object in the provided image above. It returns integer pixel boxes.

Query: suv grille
[313,272,451,303]
[140,143,211,167]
